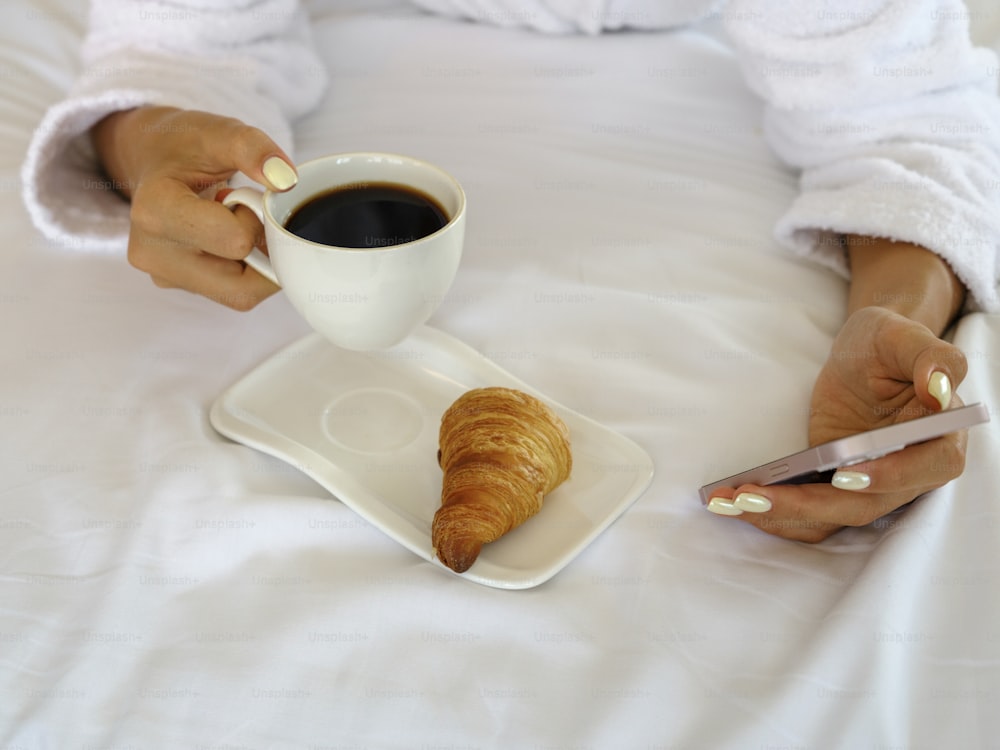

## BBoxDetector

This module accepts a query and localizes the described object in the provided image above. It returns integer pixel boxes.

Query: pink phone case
[698,403,990,503]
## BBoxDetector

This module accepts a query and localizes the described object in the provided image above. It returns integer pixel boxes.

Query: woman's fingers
[145,244,279,311]
[131,178,264,260]
[706,421,969,542]
[128,181,277,309]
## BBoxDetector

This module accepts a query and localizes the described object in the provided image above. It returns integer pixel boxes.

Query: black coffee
[284,182,448,248]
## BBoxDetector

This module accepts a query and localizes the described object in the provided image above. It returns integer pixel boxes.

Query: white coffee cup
[224,152,466,351]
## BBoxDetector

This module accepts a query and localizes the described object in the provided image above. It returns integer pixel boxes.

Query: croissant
[432,386,572,573]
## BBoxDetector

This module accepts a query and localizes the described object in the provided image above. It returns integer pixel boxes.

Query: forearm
[845,235,967,337]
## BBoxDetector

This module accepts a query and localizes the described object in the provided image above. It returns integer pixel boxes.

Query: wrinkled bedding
[2,1,999,746]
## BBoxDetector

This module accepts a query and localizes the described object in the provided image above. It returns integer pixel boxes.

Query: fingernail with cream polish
[706,497,744,516]
[733,492,772,513]
[832,470,871,491]
[928,371,952,411]
[263,156,298,191]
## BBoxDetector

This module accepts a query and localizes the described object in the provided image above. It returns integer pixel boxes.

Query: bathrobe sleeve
[21,0,328,252]
[723,0,1000,311]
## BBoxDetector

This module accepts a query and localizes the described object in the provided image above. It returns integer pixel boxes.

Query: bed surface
[2,1,999,746]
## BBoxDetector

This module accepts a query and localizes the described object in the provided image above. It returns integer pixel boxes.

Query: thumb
[259,154,298,192]
[219,119,298,192]
[887,318,968,411]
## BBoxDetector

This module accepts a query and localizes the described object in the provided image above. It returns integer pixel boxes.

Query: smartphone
[698,402,991,503]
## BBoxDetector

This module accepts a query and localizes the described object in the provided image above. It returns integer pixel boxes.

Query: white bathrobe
[21,0,1000,310]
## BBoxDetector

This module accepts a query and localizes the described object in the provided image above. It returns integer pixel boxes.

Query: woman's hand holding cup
[92,108,467,348]
[91,106,298,310]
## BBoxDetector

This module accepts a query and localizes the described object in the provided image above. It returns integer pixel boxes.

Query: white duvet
[2,1,999,747]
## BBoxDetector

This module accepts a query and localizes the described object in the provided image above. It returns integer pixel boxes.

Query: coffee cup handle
[221,187,280,286]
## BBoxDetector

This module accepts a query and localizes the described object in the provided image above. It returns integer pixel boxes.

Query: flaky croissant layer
[432,387,572,573]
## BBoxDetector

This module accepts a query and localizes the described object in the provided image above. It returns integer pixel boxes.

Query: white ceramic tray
[209,327,654,589]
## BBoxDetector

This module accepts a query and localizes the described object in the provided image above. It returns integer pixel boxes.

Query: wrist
[845,234,966,336]
[90,106,161,200]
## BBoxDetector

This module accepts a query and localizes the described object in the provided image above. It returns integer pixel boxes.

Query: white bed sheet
[2,1,999,747]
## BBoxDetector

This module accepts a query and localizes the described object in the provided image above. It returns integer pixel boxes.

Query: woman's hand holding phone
[704,306,974,542]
